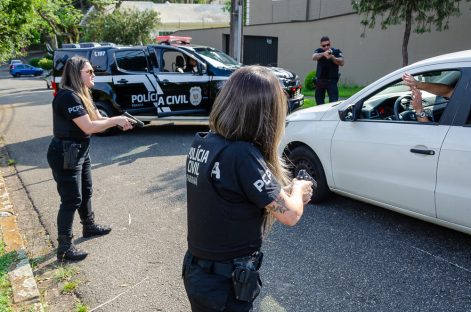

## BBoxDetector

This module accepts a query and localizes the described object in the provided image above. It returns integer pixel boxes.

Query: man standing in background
[312,36,344,104]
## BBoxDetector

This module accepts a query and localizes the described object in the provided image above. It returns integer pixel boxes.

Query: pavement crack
[411,245,471,273]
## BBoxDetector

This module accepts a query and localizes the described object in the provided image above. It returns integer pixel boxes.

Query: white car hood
[287,101,342,121]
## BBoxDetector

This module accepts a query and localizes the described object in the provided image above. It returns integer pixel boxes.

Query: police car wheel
[288,145,330,203]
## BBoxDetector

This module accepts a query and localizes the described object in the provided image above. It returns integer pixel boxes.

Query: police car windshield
[193,47,240,69]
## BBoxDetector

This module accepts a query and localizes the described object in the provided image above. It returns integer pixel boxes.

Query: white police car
[281,50,471,235]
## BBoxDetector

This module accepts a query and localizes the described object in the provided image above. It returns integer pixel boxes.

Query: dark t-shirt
[314,47,343,80]
[52,89,90,139]
[186,132,281,260]
[212,140,281,208]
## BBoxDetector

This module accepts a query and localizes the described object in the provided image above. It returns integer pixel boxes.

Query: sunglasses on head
[82,69,95,75]
[321,43,331,48]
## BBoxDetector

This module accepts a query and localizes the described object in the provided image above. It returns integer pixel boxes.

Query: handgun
[296,169,318,189]
[123,112,145,128]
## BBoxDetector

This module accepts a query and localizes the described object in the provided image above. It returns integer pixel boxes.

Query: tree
[0,0,40,62]
[82,8,160,45]
[352,0,470,66]
[34,0,83,47]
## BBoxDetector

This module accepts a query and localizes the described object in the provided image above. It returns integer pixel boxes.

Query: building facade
[175,0,471,86]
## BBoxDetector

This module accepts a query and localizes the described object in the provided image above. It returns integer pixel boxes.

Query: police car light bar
[156,35,192,45]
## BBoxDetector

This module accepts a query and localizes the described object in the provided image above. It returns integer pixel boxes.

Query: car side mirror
[338,104,356,121]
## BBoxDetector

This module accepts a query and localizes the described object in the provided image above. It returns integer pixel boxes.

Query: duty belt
[191,251,263,278]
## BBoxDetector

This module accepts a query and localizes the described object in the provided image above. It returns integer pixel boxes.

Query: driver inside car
[402,72,455,122]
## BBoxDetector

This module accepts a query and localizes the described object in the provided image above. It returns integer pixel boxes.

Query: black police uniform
[314,47,343,104]
[47,89,94,237]
[183,132,281,311]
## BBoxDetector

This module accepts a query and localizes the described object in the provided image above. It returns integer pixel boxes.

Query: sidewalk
[0,141,43,310]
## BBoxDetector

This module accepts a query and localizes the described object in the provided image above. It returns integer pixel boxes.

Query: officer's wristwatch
[416,111,428,118]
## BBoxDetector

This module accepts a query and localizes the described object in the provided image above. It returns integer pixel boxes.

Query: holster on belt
[232,251,263,302]
[62,141,80,169]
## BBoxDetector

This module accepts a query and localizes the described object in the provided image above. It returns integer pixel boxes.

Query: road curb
[0,148,44,311]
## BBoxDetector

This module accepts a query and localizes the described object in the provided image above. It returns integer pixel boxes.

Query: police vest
[316,47,341,80]
[186,132,264,261]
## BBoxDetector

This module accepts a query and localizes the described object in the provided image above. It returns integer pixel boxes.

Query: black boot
[81,214,112,238]
[57,235,88,262]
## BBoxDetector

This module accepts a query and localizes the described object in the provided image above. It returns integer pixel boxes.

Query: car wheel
[95,102,117,136]
[287,145,331,203]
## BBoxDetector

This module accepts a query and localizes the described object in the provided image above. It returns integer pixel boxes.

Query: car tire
[287,145,331,203]
[95,102,117,136]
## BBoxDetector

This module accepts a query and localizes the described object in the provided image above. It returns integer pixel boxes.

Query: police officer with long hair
[183,66,313,311]
[47,56,133,261]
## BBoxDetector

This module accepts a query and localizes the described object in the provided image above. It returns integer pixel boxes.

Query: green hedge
[29,57,41,67]
[38,58,53,70]
[304,70,316,91]
[29,57,52,70]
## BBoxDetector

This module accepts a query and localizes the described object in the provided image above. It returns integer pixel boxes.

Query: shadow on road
[4,124,209,171]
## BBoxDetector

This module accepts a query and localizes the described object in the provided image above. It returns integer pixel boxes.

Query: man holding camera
[312,36,344,104]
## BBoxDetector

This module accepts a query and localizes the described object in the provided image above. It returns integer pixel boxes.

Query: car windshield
[193,47,240,69]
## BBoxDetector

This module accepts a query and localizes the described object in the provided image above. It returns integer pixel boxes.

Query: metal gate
[223,35,278,66]
[243,35,278,66]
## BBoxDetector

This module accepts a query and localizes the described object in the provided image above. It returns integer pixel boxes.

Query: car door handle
[410,148,435,155]
[161,79,169,83]
[117,79,128,83]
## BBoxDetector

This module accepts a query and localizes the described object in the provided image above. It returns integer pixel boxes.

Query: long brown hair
[61,56,97,120]
[209,66,289,230]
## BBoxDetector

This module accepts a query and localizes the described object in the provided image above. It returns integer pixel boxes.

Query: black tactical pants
[315,78,339,104]
[47,137,93,236]
[182,250,261,312]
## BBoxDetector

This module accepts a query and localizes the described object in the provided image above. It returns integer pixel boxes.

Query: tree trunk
[402,7,412,67]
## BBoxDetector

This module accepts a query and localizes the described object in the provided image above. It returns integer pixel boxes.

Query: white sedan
[281,50,471,235]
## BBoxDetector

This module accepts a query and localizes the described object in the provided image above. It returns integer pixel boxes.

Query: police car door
[112,48,159,116]
[153,47,210,117]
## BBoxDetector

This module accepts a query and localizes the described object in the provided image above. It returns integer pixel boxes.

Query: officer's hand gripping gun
[296,169,318,190]
[123,112,145,128]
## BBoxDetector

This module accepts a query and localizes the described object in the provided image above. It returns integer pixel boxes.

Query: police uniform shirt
[52,89,90,139]
[212,139,281,209]
[186,132,281,260]
[314,47,343,80]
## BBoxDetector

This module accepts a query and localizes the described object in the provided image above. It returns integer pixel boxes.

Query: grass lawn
[0,241,17,311]
[301,84,364,108]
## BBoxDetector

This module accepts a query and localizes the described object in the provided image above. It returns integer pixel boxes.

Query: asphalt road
[0,72,470,312]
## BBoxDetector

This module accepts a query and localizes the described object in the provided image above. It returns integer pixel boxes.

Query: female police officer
[183,66,313,311]
[47,56,133,261]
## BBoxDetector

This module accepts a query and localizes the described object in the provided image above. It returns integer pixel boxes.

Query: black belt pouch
[62,141,80,169]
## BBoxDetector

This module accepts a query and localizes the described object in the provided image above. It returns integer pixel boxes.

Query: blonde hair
[60,56,97,120]
[209,66,289,232]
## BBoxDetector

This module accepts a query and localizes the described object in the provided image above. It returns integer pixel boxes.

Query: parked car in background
[9,59,22,69]
[10,64,44,77]
[281,50,471,235]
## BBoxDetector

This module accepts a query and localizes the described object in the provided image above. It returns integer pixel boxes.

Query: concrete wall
[175,9,471,86]
[250,0,355,24]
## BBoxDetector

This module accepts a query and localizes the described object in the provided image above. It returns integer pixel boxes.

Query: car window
[114,50,148,72]
[193,47,240,69]
[161,49,188,73]
[53,50,89,72]
[90,49,109,73]
[358,70,460,123]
